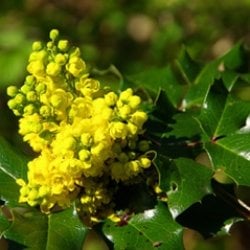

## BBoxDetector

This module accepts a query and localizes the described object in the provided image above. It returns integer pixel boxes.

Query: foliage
[0,27,250,249]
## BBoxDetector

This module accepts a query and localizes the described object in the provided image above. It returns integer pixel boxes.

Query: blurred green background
[1,1,250,249]
[1,0,250,86]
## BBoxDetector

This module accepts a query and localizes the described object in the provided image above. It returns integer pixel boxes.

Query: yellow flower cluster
[7,29,151,221]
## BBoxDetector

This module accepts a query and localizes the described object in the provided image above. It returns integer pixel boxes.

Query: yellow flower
[9,29,152,222]
[27,61,45,77]
[130,111,148,129]
[76,78,100,96]
[19,114,42,135]
[109,121,127,139]
[46,62,61,76]
[66,56,86,77]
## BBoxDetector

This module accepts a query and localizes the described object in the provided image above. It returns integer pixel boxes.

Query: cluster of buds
[7,30,151,222]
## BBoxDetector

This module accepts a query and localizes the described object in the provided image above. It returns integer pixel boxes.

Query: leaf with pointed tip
[102,202,184,250]
[163,112,201,139]
[205,133,250,185]
[183,43,246,108]
[194,82,250,185]
[164,158,213,218]
[197,85,250,139]
[182,60,220,109]
[221,70,239,91]
[221,42,245,70]
[175,47,201,84]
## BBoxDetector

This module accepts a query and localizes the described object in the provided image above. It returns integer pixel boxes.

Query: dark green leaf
[153,154,172,192]
[221,70,239,91]
[147,90,177,138]
[0,137,29,206]
[4,207,48,249]
[205,133,250,185]
[177,193,241,238]
[182,43,246,109]
[221,42,245,70]
[127,66,183,107]
[175,48,201,84]
[102,202,184,250]
[46,206,87,250]
[166,158,213,217]
[163,112,201,138]
[4,206,87,250]
[197,86,250,139]
[182,60,220,108]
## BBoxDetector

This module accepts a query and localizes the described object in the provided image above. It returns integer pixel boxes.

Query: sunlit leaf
[205,133,250,185]
[102,202,184,250]
[167,158,213,217]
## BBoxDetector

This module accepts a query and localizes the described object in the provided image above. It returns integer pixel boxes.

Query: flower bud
[32,41,43,51]
[7,86,18,97]
[49,29,59,41]
[58,40,69,51]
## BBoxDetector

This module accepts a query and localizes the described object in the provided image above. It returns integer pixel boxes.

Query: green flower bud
[49,29,59,41]
[7,86,18,97]
[58,40,69,51]
[15,93,26,104]
[128,151,136,160]
[25,75,35,85]
[7,99,18,110]
[26,91,37,102]
[21,84,33,94]
[47,41,53,49]
[117,152,129,163]
[138,140,150,152]
[32,41,43,51]
[23,104,35,115]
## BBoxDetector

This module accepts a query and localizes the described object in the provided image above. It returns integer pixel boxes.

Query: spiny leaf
[175,47,201,84]
[182,59,220,109]
[166,158,213,218]
[205,133,250,185]
[197,84,250,139]
[102,202,184,250]
[194,81,250,185]
[163,112,200,139]
[182,43,246,109]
